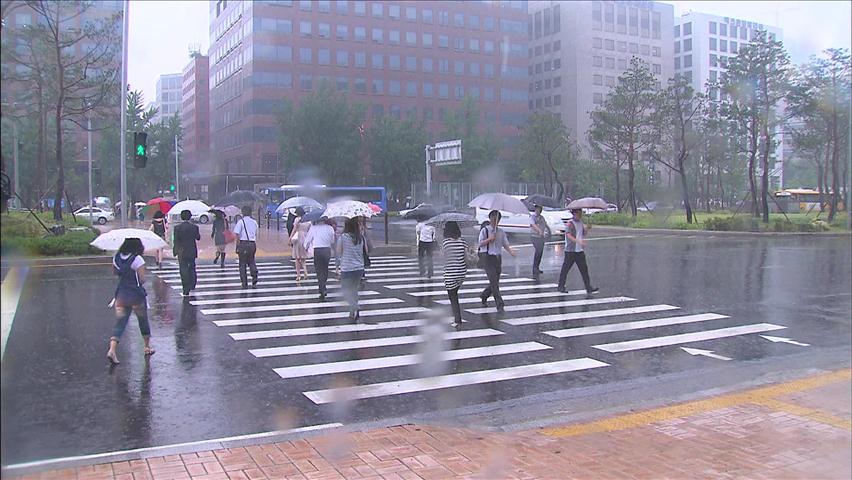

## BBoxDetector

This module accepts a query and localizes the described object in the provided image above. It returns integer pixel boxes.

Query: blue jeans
[341,270,364,314]
[112,304,150,340]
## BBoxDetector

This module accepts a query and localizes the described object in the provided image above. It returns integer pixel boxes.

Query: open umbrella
[146,197,174,215]
[275,196,323,214]
[303,209,326,223]
[168,199,211,222]
[468,193,529,214]
[368,202,383,214]
[323,200,374,218]
[523,194,561,209]
[566,197,608,210]
[91,228,168,253]
[215,189,265,208]
[424,212,478,227]
[222,205,241,217]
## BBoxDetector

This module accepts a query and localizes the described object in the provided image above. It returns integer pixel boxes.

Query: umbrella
[134,202,147,208]
[523,194,561,209]
[468,193,529,214]
[215,189,265,208]
[303,209,326,223]
[222,205,241,217]
[168,199,211,221]
[424,212,478,227]
[91,228,168,253]
[276,196,323,214]
[567,197,608,210]
[146,197,174,215]
[323,200,374,218]
[368,202,383,214]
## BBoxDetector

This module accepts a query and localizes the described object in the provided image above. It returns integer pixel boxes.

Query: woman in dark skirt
[211,210,229,268]
[107,238,154,364]
[149,210,168,268]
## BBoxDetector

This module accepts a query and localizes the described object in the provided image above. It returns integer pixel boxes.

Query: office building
[206,0,529,196]
[181,52,211,197]
[152,73,184,124]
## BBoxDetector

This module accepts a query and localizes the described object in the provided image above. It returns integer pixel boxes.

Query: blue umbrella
[303,209,325,223]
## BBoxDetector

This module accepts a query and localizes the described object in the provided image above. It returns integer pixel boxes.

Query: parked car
[584,203,619,214]
[474,196,572,238]
[402,203,457,221]
[74,206,114,225]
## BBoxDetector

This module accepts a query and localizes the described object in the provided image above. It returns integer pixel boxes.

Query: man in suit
[173,209,201,297]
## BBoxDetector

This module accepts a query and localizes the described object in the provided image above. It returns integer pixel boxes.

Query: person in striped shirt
[441,221,468,327]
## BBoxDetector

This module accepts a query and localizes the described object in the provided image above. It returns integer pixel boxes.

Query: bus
[261,185,387,215]
[774,188,843,213]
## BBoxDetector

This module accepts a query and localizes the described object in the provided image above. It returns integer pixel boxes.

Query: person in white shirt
[303,216,336,300]
[415,221,437,277]
[557,209,599,295]
[233,205,260,288]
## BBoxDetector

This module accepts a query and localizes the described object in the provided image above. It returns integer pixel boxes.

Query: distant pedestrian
[337,216,367,321]
[211,209,229,268]
[415,221,437,278]
[478,210,516,312]
[304,215,336,300]
[149,210,167,268]
[173,209,201,297]
[289,207,309,283]
[557,209,599,295]
[359,216,372,281]
[233,205,259,288]
[529,204,549,278]
[441,221,468,326]
[107,238,154,364]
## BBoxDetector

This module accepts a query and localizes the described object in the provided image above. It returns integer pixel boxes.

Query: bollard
[384,212,389,244]
[276,213,280,231]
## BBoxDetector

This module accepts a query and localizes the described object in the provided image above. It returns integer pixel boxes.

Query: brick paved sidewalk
[8,370,851,480]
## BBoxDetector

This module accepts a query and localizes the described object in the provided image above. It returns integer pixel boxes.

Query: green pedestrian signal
[169,184,175,192]
[133,132,148,168]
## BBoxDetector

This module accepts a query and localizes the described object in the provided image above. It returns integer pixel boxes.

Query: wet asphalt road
[1,230,850,465]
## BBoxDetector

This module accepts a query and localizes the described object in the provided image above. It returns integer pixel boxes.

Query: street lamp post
[87,114,93,224]
[119,0,129,226]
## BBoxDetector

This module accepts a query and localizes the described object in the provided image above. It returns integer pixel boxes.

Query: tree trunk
[816,152,825,212]
[36,86,46,207]
[678,153,693,223]
[627,142,637,217]
[716,161,725,210]
[614,156,621,210]
[52,35,64,221]
[759,126,771,223]
[828,129,840,223]
[547,153,565,203]
[821,146,831,211]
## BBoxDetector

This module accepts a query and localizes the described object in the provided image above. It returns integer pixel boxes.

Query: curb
[591,225,852,238]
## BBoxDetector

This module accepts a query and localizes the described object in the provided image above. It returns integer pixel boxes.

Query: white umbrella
[468,193,529,214]
[323,200,374,218]
[567,197,608,210]
[276,196,323,214]
[222,205,241,217]
[168,199,210,220]
[91,228,168,253]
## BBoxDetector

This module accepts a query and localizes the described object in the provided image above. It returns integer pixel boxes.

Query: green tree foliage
[517,111,576,201]
[277,80,366,184]
[365,116,429,205]
[438,96,499,181]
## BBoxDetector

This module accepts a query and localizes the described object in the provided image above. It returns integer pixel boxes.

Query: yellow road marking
[759,398,852,431]
[543,369,852,437]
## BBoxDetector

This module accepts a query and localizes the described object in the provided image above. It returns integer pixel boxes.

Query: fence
[410,182,551,208]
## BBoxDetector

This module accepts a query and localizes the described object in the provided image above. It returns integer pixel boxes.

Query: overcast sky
[127,0,852,103]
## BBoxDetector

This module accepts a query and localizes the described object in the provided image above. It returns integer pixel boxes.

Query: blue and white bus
[262,185,387,215]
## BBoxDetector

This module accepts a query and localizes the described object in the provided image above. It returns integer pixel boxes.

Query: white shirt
[416,223,436,243]
[304,223,336,249]
[234,216,259,241]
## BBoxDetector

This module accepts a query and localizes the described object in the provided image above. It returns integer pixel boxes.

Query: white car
[584,203,618,214]
[474,196,572,238]
[74,206,114,225]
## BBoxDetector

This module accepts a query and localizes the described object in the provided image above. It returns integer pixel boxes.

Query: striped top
[442,237,468,290]
[337,233,365,272]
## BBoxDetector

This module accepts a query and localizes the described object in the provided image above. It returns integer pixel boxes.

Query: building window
[355,51,366,67]
[593,92,603,104]
[605,57,615,69]
[553,40,561,51]
[389,54,401,70]
[618,41,627,52]
[404,82,416,97]
[731,41,738,54]
[709,54,717,67]
[423,82,433,97]
[454,85,464,99]
[470,62,480,76]
[422,57,433,72]
[439,83,449,99]
[453,12,464,27]
[299,0,311,11]
[721,23,729,36]
[336,50,349,66]
[653,63,661,74]
[653,46,661,57]
[605,39,615,50]
[674,41,680,54]
[300,74,312,90]
[484,40,494,54]
[674,57,680,69]
[618,58,627,69]
[629,42,638,53]
[553,58,561,70]
[354,26,366,41]
[535,63,542,74]
[545,96,552,107]
[593,74,603,85]
[469,15,480,29]
[740,28,747,40]
[674,25,680,37]
[710,70,717,82]
[318,23,330,38]
[405,56,417,72]
[406,31,416,45]
[453,37,464,51]
[354,77,366,93]
[337,0,348,14]
[593,37,602,49]
[406,6,416,21]
[683,22,692,35]
[720,39,727,53]
[438,10,449,25]
[710,37,717,51]
[438,59,449,73]
[336,25,348,40]
[439,35,449,48]
[605,76,615,86]
[372,28,383,43]
[454,60,464,75]
[683,38,692,52]
[469,38,479,52]
[371,2,382,17]
[683,54,692,68]
[354,1,366,16]
[593,55,602,67]
[422,9,433,24]
[484,64,494,78]
[371,104,383,118]
[422,33,433,47]
[318,48,330,65]
[300,21,311,36]
[371,53,383,69]
[389,4,400,19]
[553,76,561,87]
[641,44,649,55]
[372,79,383,94]
[389,30,400,45]
[709,21,717,34]
[299,47,312,64]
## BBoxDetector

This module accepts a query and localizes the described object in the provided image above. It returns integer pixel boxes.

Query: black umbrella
[215,189,265,207]
[523,194,561,209]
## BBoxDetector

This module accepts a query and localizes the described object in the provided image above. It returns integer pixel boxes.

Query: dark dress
[212,217,227,246]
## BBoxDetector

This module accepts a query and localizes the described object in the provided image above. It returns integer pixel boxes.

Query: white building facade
[152,73,184,124]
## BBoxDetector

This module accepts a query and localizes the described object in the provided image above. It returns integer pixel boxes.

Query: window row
[529,40,561,58]
[708,37,739,54]
[529,76,563,92]
[528,95,563,110]
[592,56,662,74]
[592,2,661,39]
[528,58,563,74]
[592,37,662,57]
[530,4,561,39]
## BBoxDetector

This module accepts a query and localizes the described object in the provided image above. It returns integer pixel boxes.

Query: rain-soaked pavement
[1,232,850,465]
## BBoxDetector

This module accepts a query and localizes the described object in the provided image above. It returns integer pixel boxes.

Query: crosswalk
[150,254,793,407]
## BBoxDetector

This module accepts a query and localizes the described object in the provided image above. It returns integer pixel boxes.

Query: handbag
[235,219,249,255]
[223,230,237,244]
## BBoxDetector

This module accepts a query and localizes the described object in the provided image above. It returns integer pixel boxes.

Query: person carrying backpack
[107,238,154,364]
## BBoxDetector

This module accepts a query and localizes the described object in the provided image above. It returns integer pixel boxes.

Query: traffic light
[133,132,147,168]
[169,184,175,192]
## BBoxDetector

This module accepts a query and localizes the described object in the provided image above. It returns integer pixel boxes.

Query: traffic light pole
[87,115,93,224]
[119,0,129,226]
[12,121,19,210]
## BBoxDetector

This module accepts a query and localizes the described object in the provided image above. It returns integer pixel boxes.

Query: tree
[517,111,575,201]
[365,116,429,205]
[589,57,658,216]
[723,30,792,222]
[23,0,121,220]
[277,80,366,185]
[98,89,157,200]
[439,96,500,182]
[149,113,183,195]
[650,75,705,223]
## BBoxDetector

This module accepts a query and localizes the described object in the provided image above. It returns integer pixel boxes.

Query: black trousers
[178,256,197,294]
[531,237,545,275]
[480,255,504,307]
[313,247,331,295]
[237,241,258,287]
[447,287,462,323]
[557,251,592,291]
[418,241,434,276]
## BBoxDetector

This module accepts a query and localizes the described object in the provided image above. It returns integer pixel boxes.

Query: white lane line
[157,266,294,278]
[376,273,506,284]
[250,328,504,357]
[545,313,729,338]
[407,283,558,297]
[0,423,344,475]
[231,318,445,340]
[384,277,528,289]
[165,273,305,284]
[212,307,430,327]
[190,284,342,297]
[201,297,403,316]
[190,291,379,306]
[303,358,609,404]
[593,323,787,353]
[1,267,28,359]
[155,262,280,271]
[434,290,585,305]
[274,342,552,379]
[502,305,681,326]
[173,278,333,290]
[467,296,636,314]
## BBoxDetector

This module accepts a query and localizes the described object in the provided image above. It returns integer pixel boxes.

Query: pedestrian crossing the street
[149,255,796,407]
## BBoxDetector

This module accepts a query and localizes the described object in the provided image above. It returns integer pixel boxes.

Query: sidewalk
[7,369,849,479]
